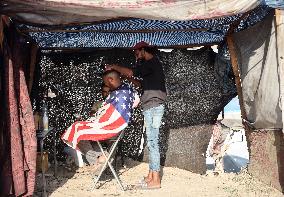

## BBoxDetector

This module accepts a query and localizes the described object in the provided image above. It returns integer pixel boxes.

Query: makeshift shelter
[0,1,283,196]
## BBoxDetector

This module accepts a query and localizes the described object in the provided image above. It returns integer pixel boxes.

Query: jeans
[143,104,165,172]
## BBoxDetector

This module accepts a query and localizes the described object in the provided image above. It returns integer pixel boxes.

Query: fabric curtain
[0,22,36,196]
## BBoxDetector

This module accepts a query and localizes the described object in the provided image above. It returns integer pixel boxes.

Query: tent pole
[38,43,219,51]
[226,35,248,123]
[28,44,38,94]
[275,9,284,130]
[20,28,208,33]
[225,10,252,127]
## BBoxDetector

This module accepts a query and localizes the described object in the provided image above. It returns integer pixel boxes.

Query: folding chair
[92,129,126,191]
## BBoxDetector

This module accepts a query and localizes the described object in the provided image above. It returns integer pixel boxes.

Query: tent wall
[231,9,284,191]
[233,11,282,129]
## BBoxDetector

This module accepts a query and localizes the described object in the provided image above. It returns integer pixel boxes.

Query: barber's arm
[122,76,141,88]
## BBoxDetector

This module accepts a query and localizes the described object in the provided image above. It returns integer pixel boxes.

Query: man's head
[102,70,121,91]
[133,41,156,61]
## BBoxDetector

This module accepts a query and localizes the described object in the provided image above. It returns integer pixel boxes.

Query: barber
[106,41,167,189]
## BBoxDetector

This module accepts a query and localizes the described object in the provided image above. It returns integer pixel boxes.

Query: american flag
[61,83,139,149]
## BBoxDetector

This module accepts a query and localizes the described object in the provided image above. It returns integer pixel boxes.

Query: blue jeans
[143,105,165,172]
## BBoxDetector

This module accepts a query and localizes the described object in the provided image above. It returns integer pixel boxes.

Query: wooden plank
[226,35,247,122]
[275,9,284,130]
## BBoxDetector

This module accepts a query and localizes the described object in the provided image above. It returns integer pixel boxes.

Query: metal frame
[37,127,58,197]
[92,130,126,191]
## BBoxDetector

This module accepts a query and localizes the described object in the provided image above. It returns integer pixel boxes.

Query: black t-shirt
[134,57,166,92]
[133,57,167,110]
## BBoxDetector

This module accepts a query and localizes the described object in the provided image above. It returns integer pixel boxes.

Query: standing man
[106,41,167,189]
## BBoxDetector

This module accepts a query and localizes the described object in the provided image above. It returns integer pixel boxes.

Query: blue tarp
[263,0,284,9]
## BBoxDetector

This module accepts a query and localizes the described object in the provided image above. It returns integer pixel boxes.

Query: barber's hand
[105,64,114,71]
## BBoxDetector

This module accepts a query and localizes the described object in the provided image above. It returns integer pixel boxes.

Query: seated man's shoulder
[116,83,133,93]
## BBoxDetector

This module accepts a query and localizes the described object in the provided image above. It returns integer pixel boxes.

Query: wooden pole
[20,27,208,33]
[223,11,252,126]
[226,35,247,122]
[275,9,284,130]
[0,17,3,52]
[39,42,219,51]
[0,16,10,52]
[28,44,38,94]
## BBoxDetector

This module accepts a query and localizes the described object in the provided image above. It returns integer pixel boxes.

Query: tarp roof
[1,1,280,48]
[1,0,261,26]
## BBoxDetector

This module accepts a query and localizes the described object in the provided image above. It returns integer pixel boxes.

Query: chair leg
[93,142,110,187]
[92,135,125,191]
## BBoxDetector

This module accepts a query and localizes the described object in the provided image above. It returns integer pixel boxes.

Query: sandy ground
[35,159,283,197]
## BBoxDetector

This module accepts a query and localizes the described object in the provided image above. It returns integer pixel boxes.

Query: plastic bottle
[42,99,49,131]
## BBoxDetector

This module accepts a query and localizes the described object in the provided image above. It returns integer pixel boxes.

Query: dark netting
[213,42,237,105]
[157,47,236,160]
[17,6,271,48]
[31,47,236,161]
[160,48,220,127]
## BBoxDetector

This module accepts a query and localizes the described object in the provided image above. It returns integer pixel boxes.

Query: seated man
[68,85,110,166]
[61,70,139,163]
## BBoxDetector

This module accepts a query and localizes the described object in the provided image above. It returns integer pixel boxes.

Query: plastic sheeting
[1,0,260,25]
[233,12,283,129]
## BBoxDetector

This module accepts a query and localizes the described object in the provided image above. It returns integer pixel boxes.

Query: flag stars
[115,97,119,102]
[121,103,126,109]
[123,96,127,101]
[123,90,126,93]
[115,91,119,95]
[127,112,131,117]
[128,103,132,109]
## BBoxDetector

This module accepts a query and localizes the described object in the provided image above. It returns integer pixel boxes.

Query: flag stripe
[101,116,125,130]
[98,104,115,123]
[77,133,118,143]
[67,121,88,142]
